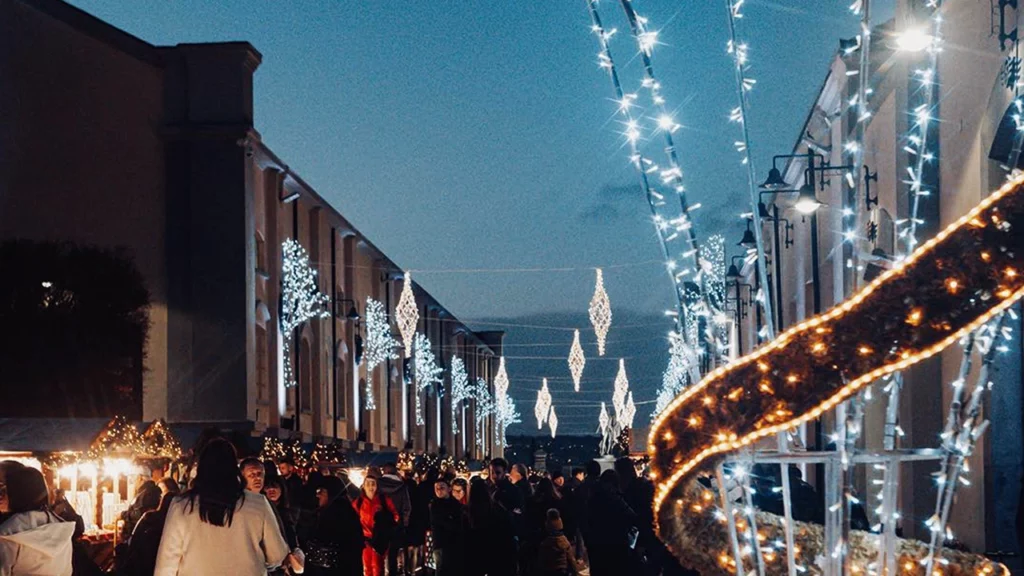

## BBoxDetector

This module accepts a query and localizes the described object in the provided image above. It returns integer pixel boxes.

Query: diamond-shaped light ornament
[395,271,419,356]
[612,358,629,422]
[589,268,612,356]
[598,401,610,435]
[568,329,586,392]
[535,378,552,429]
[494,357,509,399]
[622,391,636,429]
[548,406,558,439]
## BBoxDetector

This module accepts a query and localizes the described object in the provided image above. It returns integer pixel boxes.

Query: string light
[568,329,586,391]
[654,330,695,418]
[494,357,509,399]
[364,298,398,410]
[649,173,1024,540]
[280,239,330,388]
[396,271,419,356]
[548,406,559,439]
[535,378,552,430]
[449,356,470,434]
[598,401,610,436]
[474,378,495,455]
[612,358,629,422]
[413,333,443,427]
[589,268,612,356]
[494,384,520,448]
[141,418,182,460]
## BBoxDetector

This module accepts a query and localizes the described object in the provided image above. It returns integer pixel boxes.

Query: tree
[0,239,150,418]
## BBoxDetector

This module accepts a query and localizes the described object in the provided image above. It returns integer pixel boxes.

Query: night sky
[68,0,893,435]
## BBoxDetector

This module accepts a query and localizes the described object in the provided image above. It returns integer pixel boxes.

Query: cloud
[577,184,640,223]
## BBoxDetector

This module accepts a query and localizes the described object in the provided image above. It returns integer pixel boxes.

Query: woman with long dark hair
[304,475,363,576]
[465,477,495,576]
[121,482,181,575]
[0,465,75,575]
[154,438,292,575]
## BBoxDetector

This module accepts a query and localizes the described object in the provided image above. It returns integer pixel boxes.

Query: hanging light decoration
[612,358,629,422]
[568,329,586,391]
[413,333,443,426]
[494,356,509,398]
[395,271,419,356]
[589,268,612,356]
[598,401,610,435]
[535,378,552,430]
[363,298,398,410]
[623,391,636,430]
[548,406,558,439]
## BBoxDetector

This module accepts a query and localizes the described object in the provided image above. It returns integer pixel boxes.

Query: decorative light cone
[535,378,552,430]
[589,269,612,356]
[612,359,629,422]
[568,329,586,392]
[395,272,419,356]
[598,401,610,435]
[548,406,558,439]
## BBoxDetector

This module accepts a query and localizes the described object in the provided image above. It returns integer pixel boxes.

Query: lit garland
[649,174,1024,575]
[363,298,398,411]
[395,272,419,357]
[280,239,330,388]
[259,437,285,462]
[87,416,145,459]
[449,356,470,434]
[413,333,443,427]
[589,269,612,356]
[548,406,558,439]
[704,234,727,310]
[534,378,552,430]
[568,329,586,392]
[141,418,182,460]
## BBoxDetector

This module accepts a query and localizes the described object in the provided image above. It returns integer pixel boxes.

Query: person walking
[304,476,363,576]
[466,477,495,576]
[241,458,266,495]
[485,458,521,576]
[524,478,562,576]
[154,438,294,575]
[0,465,75,576]
[586,470,639,576]
[428,477,464,576]
[536,509,580,576]
[450,478,468,506]
[353,470,398,576]
[120,483,180,575]
[263,476,299,551]
[378,463,411,576]
[278,458,305,509]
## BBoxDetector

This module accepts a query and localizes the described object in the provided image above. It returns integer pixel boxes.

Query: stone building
[0,0,503,459]
[731,0,1023,555]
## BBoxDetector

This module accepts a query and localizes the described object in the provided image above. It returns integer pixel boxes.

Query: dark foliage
[0,239,149,418]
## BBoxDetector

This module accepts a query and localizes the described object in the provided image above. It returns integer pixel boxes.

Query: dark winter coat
[537,530,579,576]
[119,507,169,576]
[587,483,639,576]
[304,497,364,576]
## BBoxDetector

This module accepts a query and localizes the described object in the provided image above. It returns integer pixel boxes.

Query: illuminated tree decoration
[534,378,552,430]
[259,437,285,462]
[414,333,443,426]
[141,418,182,460]
[612,358,629,422]
[495,390,520,447]
[280,239,330,388]
[285,438,308,469]
[589,269,612,356]
[474,378,495,454]
[568,329,586,392]
[548,406,558,439]
[449,356,470,433]
[395,272,419,357]
[363,298,398,411]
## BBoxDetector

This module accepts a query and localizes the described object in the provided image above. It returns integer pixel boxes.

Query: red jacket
[353,492,398,539]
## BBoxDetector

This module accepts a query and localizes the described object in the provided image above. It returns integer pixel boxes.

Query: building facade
[729,0,1023,555]
[0,0,503,459]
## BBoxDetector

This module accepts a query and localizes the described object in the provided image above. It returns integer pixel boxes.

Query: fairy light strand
[449,356,470,434]
[364,298,398,411]
[413,333,443,427]
[280,239,330,389]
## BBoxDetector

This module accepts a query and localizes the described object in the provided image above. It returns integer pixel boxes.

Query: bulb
[658,114,676,131]
[795,197,821,214]
[895,27,933,52]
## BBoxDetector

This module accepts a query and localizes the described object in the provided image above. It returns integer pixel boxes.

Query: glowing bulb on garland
[589,269,612,356]
[395,272,419,356]
[568,329,586,391]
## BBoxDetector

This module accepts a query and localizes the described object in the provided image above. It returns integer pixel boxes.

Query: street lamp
[737,219,757,249]
[894,27,933,52]
[794,183,823,215]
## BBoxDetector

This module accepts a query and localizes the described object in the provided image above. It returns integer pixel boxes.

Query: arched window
[255,231,267,272]
[255,302,271,404]
[299,336,312,412]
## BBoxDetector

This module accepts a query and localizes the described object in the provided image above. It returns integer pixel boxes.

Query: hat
[545,508,563,532]
[366,469,382,480]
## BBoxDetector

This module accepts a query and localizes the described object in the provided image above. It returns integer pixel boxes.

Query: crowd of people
[0,440,695,576]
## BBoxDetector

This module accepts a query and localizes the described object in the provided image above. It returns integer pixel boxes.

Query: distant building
[504,435,602,474]
[0,0,502,459]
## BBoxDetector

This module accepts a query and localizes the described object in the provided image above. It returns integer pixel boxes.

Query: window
[299,337,312,412]
[255,232,267,272]
[255,302,271,403]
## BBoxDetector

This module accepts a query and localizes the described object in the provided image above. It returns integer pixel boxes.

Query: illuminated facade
[0,0,503,459]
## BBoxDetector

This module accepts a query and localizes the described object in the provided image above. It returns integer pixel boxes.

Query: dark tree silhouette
[0,239,149,418]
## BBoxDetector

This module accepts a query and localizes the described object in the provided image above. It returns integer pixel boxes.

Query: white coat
[154,492,289,575]
[0,510,75,576]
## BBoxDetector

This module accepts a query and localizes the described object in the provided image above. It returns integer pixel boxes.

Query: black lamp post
[757,198,794,330]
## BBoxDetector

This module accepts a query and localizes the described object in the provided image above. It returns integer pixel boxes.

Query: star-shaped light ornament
[589,269,612,356]
[568,329,586,391]
[395,272,419,356]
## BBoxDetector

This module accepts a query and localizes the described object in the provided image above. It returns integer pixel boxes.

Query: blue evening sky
[68,0,894,434]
